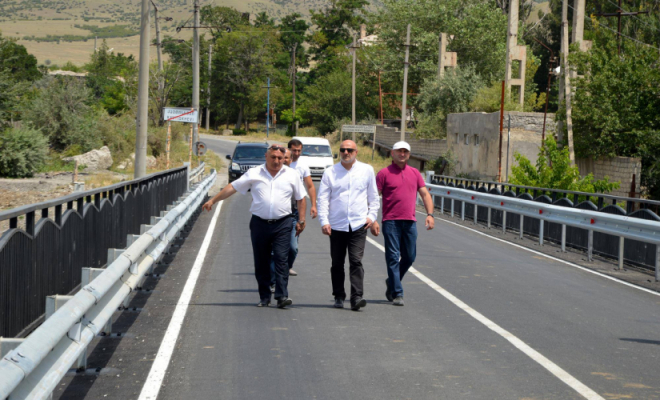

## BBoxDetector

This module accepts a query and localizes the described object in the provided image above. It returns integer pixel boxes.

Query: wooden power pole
[561,0,576,165]
[400,24,411,142]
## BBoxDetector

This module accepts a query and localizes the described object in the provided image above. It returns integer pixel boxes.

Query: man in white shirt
[317,140,380,311]
[202,145,307,308]
[286,138,318,276]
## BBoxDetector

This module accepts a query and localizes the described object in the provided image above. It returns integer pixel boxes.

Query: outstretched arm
[202,184,237,212]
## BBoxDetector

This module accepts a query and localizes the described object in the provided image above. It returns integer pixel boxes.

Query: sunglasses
[339,148,356,153]
[268,145,286,153]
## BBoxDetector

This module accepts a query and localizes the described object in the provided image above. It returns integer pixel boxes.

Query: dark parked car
[226,142,269,183]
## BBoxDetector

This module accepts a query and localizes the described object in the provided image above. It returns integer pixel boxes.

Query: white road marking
[415,210,660,298]
[366,236,605,400]
[138,201,224,400]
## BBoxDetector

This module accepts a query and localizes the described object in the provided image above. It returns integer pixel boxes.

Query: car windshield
[302,145,332,157]
[233,147,266,160]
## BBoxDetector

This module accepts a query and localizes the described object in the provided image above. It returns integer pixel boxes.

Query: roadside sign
[163,107,200,124]
[195,141,207,156]
[341,125,376,134]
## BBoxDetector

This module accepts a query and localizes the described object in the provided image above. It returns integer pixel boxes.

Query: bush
[0,127,48,178]
[232,129,246,136]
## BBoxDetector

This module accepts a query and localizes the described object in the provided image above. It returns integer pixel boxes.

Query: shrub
[0,127,48,178]
[232,129,246,136]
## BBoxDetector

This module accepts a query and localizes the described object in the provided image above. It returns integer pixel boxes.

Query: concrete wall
[447,111,555,180]
[576,156,641,198]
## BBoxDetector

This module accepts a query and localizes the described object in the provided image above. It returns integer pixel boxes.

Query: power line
[601,0,660,35]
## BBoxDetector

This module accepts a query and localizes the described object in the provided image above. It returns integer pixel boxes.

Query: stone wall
[364,125,447,170]
[576,156,641,198]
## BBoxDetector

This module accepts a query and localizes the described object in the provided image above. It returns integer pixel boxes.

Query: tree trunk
[235,103,244,130]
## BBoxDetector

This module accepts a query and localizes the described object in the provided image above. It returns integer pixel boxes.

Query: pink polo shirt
[376,163,426,221]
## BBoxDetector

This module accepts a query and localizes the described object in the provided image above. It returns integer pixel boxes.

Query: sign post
[162,107,200,169]
[341,125,377,158]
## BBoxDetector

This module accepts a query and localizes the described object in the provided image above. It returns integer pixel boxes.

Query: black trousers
[329,225,368,304]
[250,215,293,301]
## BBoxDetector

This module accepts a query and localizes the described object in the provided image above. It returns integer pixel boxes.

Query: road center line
[415,210,660,298]
[366,236,605,400]
[138,201,224,400]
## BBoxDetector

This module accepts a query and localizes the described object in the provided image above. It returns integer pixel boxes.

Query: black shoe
[385,280,394,302]
[277,297,293,309]
[351,297,367,311]
[333,298,344,308]
[257,299,270,307]
[393,296,404,306]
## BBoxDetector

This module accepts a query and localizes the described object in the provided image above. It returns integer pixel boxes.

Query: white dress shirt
[317,160,380,231]
[290,159,310,197]
[231,164,306,220]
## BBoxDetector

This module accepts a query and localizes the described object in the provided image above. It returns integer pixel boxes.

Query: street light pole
[134,0,151,178]
[192,0,200,144]
[206,44,212,131]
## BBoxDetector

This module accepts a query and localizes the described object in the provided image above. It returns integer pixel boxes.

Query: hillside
[0,0,380,66]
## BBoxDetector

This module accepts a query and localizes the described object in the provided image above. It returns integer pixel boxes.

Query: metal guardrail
[189,162,205,183]
[0,166,189,338]
[426,180,660,282]
[0,170,216,400]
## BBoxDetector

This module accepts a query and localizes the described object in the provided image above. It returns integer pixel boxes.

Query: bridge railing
[0,164,201,339]
[427,175,660,280]
[0,170,216,400]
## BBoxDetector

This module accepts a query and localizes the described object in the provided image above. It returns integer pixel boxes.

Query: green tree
[511,137,619,193]
[0,126,48,178]
[0,31,42,82]
[85,40,137,113]
[200,6,248,40]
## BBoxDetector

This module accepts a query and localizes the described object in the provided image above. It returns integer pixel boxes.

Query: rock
[116,153,157,170]
[62,146,113,171]
[222,129,233,136]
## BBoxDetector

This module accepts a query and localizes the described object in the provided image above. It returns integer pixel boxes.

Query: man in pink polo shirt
[371,141,435,306]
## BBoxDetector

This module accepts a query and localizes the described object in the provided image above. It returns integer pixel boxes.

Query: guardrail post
[502,211,507,234]
[539,220,544,245]
[107,248,125,265]
[46,295,87,371]
[487,208,491,228]
[440,197,444,215]
[618,237,624,270]
[474,204,478,225]
[450,199,454,217]
[588,230,593,261]
[561,225,566,252]
[519,215,524,239]
[82,267,116,332]
[655,245,660,282]
[461,202,465,221]
[184,162,190,191]
[0,338,25,358]
[140,224,154,235]
[126,234,141,247]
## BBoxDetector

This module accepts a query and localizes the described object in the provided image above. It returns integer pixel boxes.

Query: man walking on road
[202,145,306,308]
[286,139,318,276]
[317,140,380,311]
[371,141,435,306]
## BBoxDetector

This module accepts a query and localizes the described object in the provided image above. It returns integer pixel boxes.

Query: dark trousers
[382,220,418,298]
[250,215,293,301]
[329,225,368,304]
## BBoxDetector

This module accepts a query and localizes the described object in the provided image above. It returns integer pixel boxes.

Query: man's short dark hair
[288,139,303,148]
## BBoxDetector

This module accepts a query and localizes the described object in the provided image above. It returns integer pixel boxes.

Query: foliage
[416,65,485,138]
[23,24,137,42]
[427,150,457,175]
[0,32,41,82]
[85,40,137,112]
[510,137,619,193]
[0,71,31,129]
[24,76,102,152]
[0,126,48,178]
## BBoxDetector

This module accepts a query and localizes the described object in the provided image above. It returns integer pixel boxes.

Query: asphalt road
[147,181,660,400]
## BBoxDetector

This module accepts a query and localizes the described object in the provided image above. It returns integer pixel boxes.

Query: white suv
[292,136,336,179]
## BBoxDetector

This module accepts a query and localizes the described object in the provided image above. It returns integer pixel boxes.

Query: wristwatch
[298,220,306,226]
[427,213,434,218]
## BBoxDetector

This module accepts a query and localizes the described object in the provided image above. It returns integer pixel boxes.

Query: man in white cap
[371,141,435,306]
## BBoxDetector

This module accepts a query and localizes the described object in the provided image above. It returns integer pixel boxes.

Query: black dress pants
[329,225,368,304]
[250,215,293,301]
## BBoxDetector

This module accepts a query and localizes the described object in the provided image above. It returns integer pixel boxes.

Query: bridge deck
[53,159,660,399]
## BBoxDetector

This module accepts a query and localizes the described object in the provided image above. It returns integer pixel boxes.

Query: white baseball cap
[392,141,411,151]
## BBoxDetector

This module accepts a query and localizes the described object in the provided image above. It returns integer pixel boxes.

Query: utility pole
[266,78,271,138]
[561,0,576,164]
[206,44,212,131]
[594,0,648,54]
[151,1,163,93]
[291,43,297,135]
[504,0,526,106]
[192,0,200,145]
[351,34,357,141]
[400,24,411,142]
[134,0,151,178]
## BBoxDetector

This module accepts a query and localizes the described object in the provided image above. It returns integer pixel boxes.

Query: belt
[253,214,292,224]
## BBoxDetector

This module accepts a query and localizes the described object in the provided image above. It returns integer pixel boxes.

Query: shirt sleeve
[415,168,426,189]
[292,171,306,201]
[366,166,380,222]
[376,169,385,193]
[317,170,331,226]
[301,164,311,179]
[230,169,253,195]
